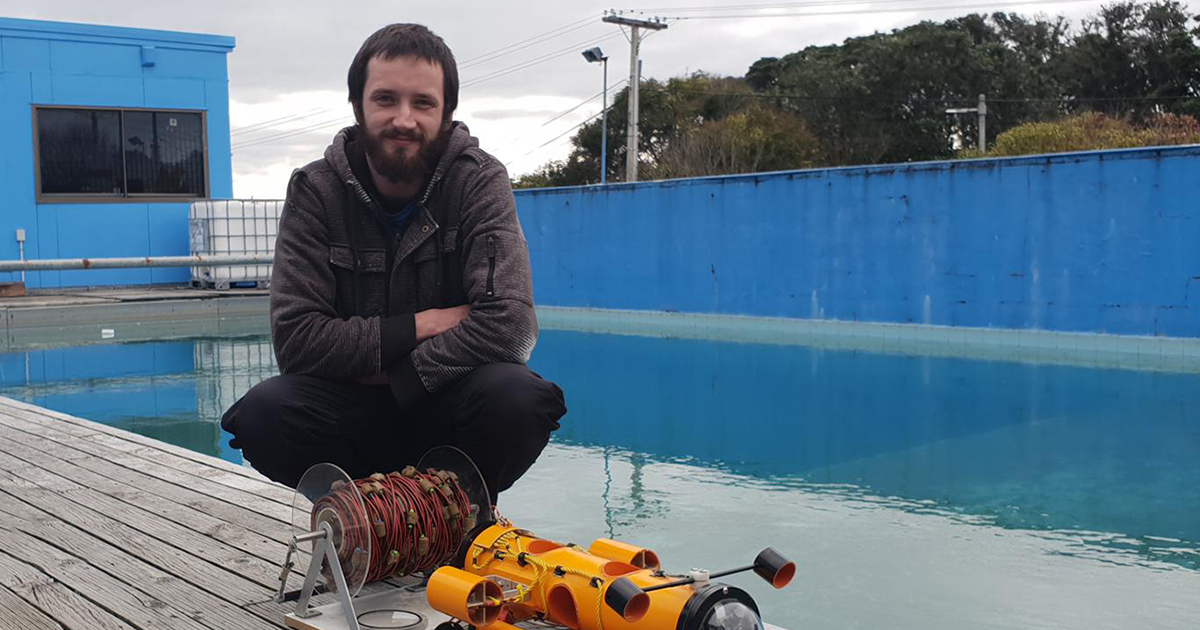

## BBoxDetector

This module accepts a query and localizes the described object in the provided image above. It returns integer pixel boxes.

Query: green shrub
[964,112,1200,158]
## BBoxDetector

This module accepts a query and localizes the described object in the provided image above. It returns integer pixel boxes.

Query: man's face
[358,54,447,185]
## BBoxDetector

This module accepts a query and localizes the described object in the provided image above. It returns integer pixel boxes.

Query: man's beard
[363,122,449,186]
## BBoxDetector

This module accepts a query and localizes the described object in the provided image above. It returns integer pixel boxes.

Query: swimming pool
[2,325,1197,628]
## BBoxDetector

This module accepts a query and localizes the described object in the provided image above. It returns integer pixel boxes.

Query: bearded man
[221,24,566,501]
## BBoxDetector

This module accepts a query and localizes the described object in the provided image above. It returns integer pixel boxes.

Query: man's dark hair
[348,24,459,124]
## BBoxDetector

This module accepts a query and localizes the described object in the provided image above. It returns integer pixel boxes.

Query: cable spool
[290,447,493,599]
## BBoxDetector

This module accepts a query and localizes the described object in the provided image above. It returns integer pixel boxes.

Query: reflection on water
[0,337,277,462]
[505,444,1200,629]
[1,328,1198,628]
[533,331,1200,559]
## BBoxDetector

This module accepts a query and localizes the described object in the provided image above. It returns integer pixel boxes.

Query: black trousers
[220,363,566,502]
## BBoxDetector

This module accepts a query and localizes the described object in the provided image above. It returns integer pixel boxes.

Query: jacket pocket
[329,245,387,272]
[329,245,389,316]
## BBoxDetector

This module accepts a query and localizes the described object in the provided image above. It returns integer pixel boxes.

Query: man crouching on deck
[221,24,566,502]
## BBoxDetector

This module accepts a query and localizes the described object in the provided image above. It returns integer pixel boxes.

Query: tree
[515,74,819,187]
[753,12,1070,166]
[650,103,819,179]
[749,2,1200,165]
[516,1,1200,186]
[1055,1,1200,118]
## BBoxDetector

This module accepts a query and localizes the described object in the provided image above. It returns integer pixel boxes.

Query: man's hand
[415,305,471,343]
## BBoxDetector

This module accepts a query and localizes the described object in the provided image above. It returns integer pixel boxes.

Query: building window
[35,106,207,200]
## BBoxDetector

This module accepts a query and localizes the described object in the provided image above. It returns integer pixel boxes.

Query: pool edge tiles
[536,307,1200,374]
[1,294,1195,374]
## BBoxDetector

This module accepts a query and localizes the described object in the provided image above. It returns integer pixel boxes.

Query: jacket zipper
[486,236,496,297]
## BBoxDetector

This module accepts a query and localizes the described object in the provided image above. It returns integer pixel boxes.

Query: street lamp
[582,46,608,184]
[946,94,988,152]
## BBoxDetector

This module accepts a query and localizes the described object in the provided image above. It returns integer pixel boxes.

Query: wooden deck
[0,395,422,630]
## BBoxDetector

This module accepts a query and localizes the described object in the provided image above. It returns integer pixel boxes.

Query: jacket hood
[324,121,479,207]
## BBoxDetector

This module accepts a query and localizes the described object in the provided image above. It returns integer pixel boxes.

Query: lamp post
[582,46,608,184]
[946,94,988,152]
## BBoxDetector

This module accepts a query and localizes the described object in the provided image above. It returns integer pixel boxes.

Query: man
[221,24,566,501]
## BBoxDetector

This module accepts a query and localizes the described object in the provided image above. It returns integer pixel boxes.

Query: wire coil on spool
[316,467,475,583]
[291,447,492,598]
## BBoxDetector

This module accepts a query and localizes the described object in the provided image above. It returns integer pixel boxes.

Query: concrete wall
[0,17,234,288]
[515,146,1200,338]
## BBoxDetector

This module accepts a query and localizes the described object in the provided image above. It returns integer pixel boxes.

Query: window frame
[32,104,211,204]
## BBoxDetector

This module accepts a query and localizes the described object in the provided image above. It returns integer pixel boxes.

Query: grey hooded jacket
[269,122,537,406]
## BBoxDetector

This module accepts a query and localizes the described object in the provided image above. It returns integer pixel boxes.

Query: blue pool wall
[514,145,1200,338]
[0,17,235,288]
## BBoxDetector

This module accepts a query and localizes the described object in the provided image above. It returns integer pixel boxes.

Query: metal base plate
[284,585,451,630]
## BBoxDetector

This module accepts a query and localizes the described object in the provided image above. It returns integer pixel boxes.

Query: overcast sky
[5,0,1194,198]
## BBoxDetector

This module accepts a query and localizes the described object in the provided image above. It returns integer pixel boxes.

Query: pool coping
[0,287,269,351]
[538,307,1200,374]
[0,291,1194,373]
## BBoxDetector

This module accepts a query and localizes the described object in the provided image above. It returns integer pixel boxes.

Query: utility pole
[946,93,988,152]
[602,13,667,182]
[977,93,987,152]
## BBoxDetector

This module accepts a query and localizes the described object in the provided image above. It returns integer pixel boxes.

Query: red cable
[312,468,473,583]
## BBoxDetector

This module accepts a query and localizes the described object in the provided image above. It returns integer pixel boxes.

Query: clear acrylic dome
[700,600,766,630]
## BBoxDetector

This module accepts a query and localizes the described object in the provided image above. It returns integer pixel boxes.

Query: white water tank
[189,199,283,289]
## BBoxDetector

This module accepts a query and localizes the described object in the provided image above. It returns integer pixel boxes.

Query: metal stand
[277,523,362,630]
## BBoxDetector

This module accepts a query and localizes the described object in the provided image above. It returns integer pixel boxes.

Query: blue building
[0,17,234,288]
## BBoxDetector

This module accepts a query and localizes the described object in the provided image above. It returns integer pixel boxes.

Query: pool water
[2,328,1197,629]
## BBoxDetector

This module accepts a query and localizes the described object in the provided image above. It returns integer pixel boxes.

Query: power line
[494,78,630,156]
[535,108,605,153]
[231,105,326,134]
[622,0,956,13]
[462,31,627,89]
[542,79,629,127]
[231,116,353,151]
[460,16,602,69]
[655,0,1101,20]
[648,0,1099,19]
[232,106,338,138]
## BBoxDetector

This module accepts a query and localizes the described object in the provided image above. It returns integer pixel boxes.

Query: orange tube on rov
[428,524,712,629]
[425,566,502,627]
[588,538,661,569]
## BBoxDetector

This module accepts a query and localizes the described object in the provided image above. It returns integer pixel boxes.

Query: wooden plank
[0,422,288,540]
[0,398,314,513]
[0,521,280,630]
[0,454,294,589]
[0,398,436,630]
[0,550,135,630]
[51,417,294,505]
[0,584,65,630]
[0,477,275,605]
[88,432,294,505]
[0,431,292,557]
[2,395,292,503]
[0,409,293,522]
[0,395,277,486]
[0,525,232,630]
[0,417,291,532]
